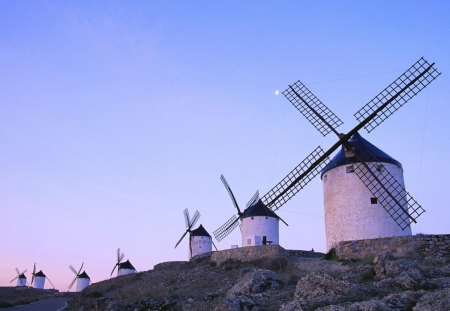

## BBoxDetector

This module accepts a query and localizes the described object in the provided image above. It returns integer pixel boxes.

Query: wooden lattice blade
[354,57,441,133]
[213,214,239,242]
[283,80,343,137]
[262,146,329,211]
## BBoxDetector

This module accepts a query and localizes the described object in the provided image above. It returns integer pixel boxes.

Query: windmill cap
[190,224,211,237]
[321,132,402,177]
[118,260,136,270]
[78,271,90,279]
[18,274,27,279]
[241,199,280,219]
[34,270,46,277]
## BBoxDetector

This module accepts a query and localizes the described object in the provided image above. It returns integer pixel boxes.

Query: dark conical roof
[78,271,90,279]
[118,260,135,270]
[34,270,46,277]
[321,132,402,176]
[241,199,279,219]
[190,224,211,237]
[18,274,27,279]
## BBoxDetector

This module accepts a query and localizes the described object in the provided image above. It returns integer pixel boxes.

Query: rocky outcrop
[69,235,450,311]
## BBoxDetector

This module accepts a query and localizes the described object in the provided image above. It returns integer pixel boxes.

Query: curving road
[6,298,68,311]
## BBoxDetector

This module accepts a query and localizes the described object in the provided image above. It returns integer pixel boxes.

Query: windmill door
[255,236,262,245]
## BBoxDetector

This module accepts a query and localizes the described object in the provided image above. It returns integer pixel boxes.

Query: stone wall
[211,245,287,265]
[335,234,450,261]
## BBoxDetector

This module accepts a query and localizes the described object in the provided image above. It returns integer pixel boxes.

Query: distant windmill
[110,248,136,277]
[214,175,288,247]
[31,263,55,289]
[214,57,440,250]
[69,262,91,292]
[10,268,27,287]
[174,209,217,259]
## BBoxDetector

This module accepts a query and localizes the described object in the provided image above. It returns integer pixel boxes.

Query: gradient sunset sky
[1,1,449,291]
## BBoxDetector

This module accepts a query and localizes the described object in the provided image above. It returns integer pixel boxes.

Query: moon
[274,90,280,96]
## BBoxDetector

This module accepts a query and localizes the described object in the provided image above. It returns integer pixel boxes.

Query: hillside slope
[69,244,449,311]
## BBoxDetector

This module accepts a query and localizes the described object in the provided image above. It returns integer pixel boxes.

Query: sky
[1,1,449,291]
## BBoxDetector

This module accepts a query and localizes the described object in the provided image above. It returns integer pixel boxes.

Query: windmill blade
[68,276,77,290]
[119,252,125,263]
[10,275,19,283]
[220,175,242,214]
[15,267,20,275]
[212,240,219,251]
[46,277,55,289]
[213,214,240,242]
[31,263,36,285]
[278,215,289,226]
[183,208,190,228]
[21,269,27,275]
[354,57,441,133]
[352,148,425,229]
[283,80,344,137]
[175,230,189,248]
[69,265,78,275]
[110,263,118,277]
[77,263,84,276]
[116,248,122,261]
[190,210,201,229]
[246,190,260,208]
[262,146,330,211]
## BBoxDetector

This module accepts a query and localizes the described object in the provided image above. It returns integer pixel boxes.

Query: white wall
[76,278,90,292]
[118,268,135,276]
[241,216,279,247]
[323,162,412,250]
[33,276,45,289]
[190,236,212,258]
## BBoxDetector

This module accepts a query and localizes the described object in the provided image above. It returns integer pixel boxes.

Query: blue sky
[1,1,449,290]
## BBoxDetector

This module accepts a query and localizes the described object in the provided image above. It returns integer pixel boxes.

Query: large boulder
[227,269,282,298]
[294,273,352,300]
[413,288,450,311]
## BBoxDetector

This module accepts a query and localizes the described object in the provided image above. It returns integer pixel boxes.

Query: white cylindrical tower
[321,133,412,251]
[240,200,280,247]
[118,260,136,276]
[189,224,213,259]
[76,272,91,292]
[33,271,46,289]
[17,275,27,287]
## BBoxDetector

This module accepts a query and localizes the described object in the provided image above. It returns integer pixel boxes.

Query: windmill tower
[111,248,136,277]
[31,263,55,289]
[214,176,288,247]
[214,58,440,250]
[69,263,91,292]
[175,209,217,259]
[10,268,27,287]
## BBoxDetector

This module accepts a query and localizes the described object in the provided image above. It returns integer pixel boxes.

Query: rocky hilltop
[69,234,449,311]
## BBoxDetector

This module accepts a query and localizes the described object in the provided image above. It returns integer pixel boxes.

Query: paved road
[6,298,68,311]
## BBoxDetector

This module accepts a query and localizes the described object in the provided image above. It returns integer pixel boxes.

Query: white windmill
[174,209,217,259]
[214,176,288,247]
[31,263,55,289]
[110,248,136,277]
[69,263,91,292]
[10,268,27,287]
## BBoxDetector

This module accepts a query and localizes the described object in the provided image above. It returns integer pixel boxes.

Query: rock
[227,269,282,298]
[413,288,450,311]
[315,299,390,311]
[224,295,259,311]
[382,290,425,310]
[278,300,308,311]
[294,273,352,300]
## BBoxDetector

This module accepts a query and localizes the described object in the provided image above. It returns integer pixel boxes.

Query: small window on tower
[371,197,378,204]
[247,238,251,245]
[324,175,327,182]
[346,165,354,173]
[376,164,385,172]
